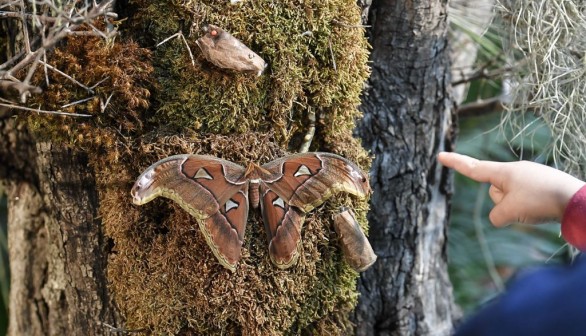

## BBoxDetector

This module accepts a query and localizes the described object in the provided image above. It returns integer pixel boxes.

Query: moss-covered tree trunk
[355,0,458,335]
[1,0,457,334]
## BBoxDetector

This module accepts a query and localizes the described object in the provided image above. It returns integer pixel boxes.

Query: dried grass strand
[497,0,586,177]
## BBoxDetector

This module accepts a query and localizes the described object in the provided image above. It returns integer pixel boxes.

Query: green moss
[24,0,371,334]
[126,0,369,142]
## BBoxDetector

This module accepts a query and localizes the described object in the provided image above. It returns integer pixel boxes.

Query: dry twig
[328,39,337,72]
[0,100,91,117]
[0,0,117,103]
[298,108,316,153]
[157,31,196,67]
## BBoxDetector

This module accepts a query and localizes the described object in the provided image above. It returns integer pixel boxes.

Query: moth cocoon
[196,24,267,76]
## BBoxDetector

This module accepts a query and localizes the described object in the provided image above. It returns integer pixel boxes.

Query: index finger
[438,152,504,186]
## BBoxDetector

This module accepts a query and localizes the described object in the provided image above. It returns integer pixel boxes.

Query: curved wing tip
[352,255,377,272]
[270,254,299,270]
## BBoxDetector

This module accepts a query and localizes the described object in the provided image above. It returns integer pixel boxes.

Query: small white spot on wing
[272,197,285,208]
[294,165,312,177]
[194,168,213,180]
[225,199,239,212]
[346,164,364,179]
[138,171,154,188]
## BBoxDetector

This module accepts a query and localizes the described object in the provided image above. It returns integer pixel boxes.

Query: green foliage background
[446,23,571,312]
[447,113,570,313]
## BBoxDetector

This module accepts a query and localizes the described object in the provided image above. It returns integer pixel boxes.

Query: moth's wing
[202,185,249,271]
[259,184,305,269]
[131,154,248,271]
[260,152,371,213]
[333,208,377,272]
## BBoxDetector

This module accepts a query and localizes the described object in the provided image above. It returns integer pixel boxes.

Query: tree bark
[1,113,121,335]
[355,0,458,335]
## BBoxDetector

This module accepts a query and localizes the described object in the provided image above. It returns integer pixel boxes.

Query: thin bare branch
[457,97,504,118]
[18,0,32,53]
[0,1,21,10]
[42,51,50,86]
[40,60,93,93]
[100,92,114,112]
[157,31,196,67]
[299,108,316,153]
[452,64,517,86]
[328,39,337,72]
[0,0,116,104]
[89,77,110,90]
[61,96,96,108]
[179,32,196,67]
[0,80,42,96]
[156,32,181,47]
[0,101,92,117]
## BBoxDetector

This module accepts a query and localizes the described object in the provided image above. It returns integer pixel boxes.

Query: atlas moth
[131,152,375,272]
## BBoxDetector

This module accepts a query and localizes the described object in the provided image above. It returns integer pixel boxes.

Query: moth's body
[131,152,371,271]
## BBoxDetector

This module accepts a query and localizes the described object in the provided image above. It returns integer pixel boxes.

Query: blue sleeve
[454,257,586,336]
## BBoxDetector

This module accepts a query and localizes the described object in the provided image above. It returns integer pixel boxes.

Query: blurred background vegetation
[446,0,581,315]
[1,190,7,336]
[448,113,569,313]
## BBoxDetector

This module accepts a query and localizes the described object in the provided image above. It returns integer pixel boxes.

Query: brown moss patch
[26,26,156,142]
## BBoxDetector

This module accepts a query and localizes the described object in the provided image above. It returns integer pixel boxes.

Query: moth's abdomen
[249,180,260,209]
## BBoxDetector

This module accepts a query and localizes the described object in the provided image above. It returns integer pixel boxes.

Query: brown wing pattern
[260,152,371,212]
[132,152,371,271]
[131,154,248,271]
[333,208,377,272]
[259,185,306,269]
[202,188,249,271]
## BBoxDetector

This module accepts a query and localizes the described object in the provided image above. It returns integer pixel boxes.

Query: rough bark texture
[355,0,458,335]
[1,112,121,335]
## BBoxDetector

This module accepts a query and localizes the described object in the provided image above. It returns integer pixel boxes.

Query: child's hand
[438,152,585,226]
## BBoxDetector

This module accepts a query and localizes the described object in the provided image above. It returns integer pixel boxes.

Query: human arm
[438,152,586,248]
